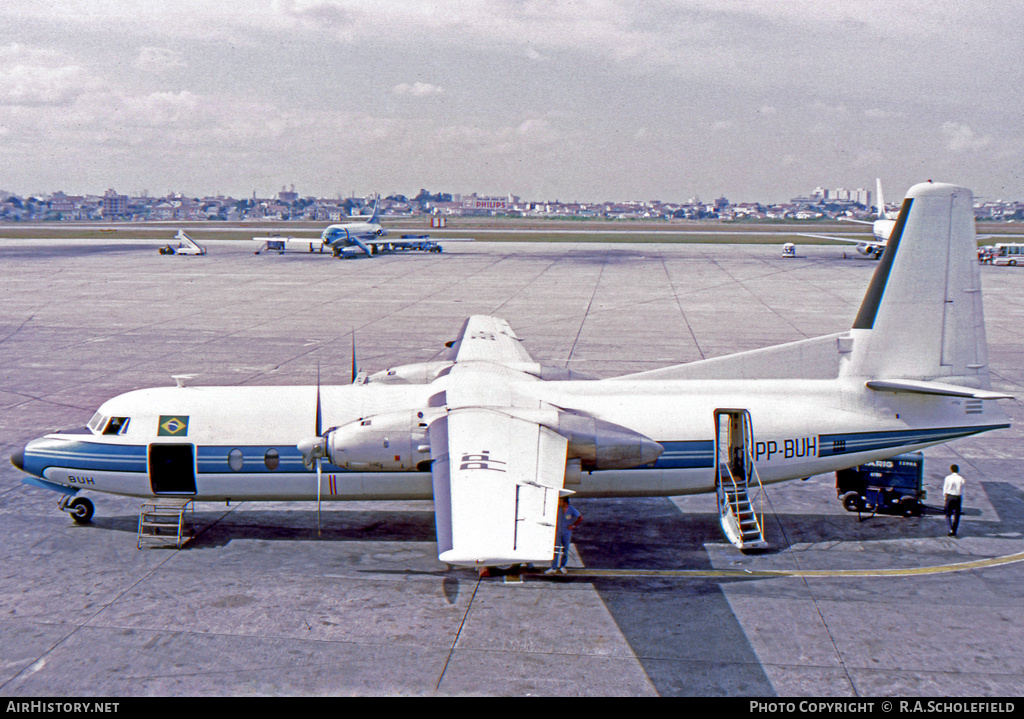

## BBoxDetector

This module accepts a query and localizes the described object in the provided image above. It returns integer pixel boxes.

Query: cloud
[135,47,187,73]
[0,43,99,106]
[942,122,992,153]
[392,82,444,97]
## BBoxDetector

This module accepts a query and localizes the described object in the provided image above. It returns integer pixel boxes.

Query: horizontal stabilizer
[866,379,1013,400]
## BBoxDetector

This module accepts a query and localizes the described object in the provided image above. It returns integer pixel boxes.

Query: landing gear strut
[59,496,95,524]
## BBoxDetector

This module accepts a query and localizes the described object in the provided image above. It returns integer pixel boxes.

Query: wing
[446,315,534,364]
[795,232,883,247]
[430,407,568,567]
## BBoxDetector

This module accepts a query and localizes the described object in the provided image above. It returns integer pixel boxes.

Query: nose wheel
[59,496,95,524]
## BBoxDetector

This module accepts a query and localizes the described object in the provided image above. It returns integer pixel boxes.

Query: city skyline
[2,2,1022,204]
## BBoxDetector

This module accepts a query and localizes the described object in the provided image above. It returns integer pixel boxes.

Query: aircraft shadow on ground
[84,479,1023,555]
[77,485,1024,697]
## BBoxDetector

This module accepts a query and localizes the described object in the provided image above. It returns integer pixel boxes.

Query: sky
[1,0,1022,204]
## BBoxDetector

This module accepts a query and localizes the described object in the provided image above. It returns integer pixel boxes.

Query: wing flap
[430,408,568,566]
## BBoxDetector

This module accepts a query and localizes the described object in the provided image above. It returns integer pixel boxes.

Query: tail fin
[875,178,886,219]
[843,182,989,386]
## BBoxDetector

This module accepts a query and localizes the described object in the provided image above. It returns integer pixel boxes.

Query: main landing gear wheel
[480,564,522,577]
[68,497,94,524]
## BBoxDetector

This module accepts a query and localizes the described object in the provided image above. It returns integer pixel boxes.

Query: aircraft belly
[193,471,433,501]
[42,467,152,498]
[574,467,715,498]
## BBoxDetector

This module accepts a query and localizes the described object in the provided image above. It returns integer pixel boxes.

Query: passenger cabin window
[264,449,280,471]
[103,417,130,435]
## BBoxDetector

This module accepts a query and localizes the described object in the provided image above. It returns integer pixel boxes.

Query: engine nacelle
[366,361,454,385]
[551,412,663,470]
[326,410,432,471]
[325,406,661,474]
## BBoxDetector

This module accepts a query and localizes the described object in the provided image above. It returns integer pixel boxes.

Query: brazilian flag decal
[158,415,189,437]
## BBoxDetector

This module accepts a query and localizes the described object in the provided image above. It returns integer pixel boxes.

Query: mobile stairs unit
[715,409,768,552]
[137,498,194,549]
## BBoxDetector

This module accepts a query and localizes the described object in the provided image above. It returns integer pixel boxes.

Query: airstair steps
[137,498,194,549]
[718,473,768,552]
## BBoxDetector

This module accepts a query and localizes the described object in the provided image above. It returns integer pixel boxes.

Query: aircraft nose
[10,449,24,471]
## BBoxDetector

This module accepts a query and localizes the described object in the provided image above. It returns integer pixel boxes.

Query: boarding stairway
[137,498,194,549]
[717,453,768,552]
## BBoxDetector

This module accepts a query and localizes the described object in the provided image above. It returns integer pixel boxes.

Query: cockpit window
[87,413,106,433]
[103,417,131,435]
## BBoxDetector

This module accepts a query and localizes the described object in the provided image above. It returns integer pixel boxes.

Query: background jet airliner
[11,182,1011,569]
[253,203,473,257]
[318,202,472,258]
[797,179,896,258]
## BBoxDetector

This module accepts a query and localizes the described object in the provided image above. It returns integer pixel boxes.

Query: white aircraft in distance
[12,182,1012,569]
[253,203,473,257]
[158,230,206,256]
[797,179,897,258]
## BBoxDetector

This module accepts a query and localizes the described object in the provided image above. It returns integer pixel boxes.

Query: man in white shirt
[943,464,965,537]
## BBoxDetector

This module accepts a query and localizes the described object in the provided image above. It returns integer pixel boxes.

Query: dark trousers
[945,494,962,535]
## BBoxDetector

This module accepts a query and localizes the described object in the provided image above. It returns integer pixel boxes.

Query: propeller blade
[316,362,322,437]
[351,333,357,384]
[316,456,322,536]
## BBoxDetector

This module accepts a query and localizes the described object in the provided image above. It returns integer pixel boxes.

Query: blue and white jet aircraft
[11,182,1012,568]
[798,179,897,258]
[318,203,471,258]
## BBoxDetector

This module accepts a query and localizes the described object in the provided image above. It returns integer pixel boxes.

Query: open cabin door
[148,443,197,495]
[713,409,767,552]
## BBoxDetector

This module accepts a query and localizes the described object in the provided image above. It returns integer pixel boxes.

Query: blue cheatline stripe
[852,197,914,330]
[819,425,1009,457]
[652,440,714,469]
[197,445,345,474]
[23,440,147,475]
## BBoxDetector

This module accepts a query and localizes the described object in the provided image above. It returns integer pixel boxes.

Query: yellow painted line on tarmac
[554,550,1024,579]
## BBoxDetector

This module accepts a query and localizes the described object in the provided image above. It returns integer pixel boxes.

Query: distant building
[462,194,508,212]
[278,185,298,204]
[102,188,128,218]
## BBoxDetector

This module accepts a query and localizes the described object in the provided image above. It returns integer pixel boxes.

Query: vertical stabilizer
[843,182,988,386]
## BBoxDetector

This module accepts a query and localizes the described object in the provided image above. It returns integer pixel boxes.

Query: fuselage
[15,374,1008,503]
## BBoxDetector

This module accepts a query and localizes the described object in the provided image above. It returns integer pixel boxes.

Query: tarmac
[0,236,1022,697]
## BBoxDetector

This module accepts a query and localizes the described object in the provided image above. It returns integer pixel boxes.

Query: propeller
[297,363,328,534]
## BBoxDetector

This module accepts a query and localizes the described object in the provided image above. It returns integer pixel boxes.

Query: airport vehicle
[836,452,925,516]
[782,242,796,258]
[253,236,327,255]
[158,230,206,256]
[797,179,896,258]
[11,182,1012,569]
[992,242,1024,266]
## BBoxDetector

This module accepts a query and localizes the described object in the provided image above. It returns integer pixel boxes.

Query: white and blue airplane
[254,203,472,257]
[11,182,1012,569]
[318,202,471,258]
[798,179,898,258]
